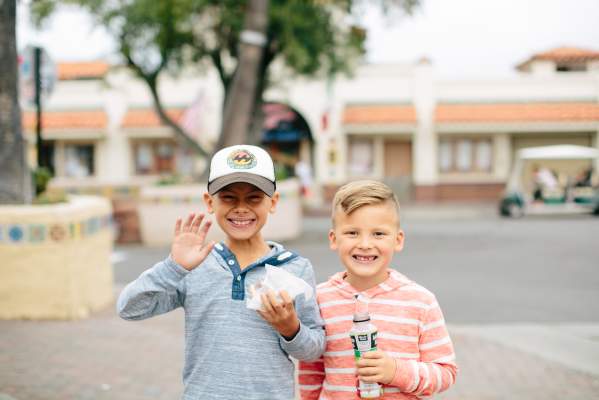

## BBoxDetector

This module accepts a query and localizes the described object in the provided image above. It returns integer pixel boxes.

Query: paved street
[2,204,599,399]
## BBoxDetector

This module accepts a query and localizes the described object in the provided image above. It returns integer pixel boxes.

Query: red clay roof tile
[121,109,185,128]
[22,110,108,130]
[517,47,599,70]
[343,105,417,124]
[436,103,599,123]
[57,62,110,80]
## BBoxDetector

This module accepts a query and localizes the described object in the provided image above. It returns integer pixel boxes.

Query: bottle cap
[353,311,371,323]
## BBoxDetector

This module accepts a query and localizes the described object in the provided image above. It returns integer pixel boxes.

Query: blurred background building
[22,46,599,203]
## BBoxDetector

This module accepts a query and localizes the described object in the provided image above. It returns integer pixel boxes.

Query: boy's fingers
[279,290,293,306]
[359,374,382,383]
[197,241,215,260]
[356,357,380,368]
[360,351,383,359]
[357,366,380,377]
[266,290,282,310]
[174,217,182,235]
[197,220,212,242]
[183,213,195,232]
[261,294,275,314]
[190,213,205,233]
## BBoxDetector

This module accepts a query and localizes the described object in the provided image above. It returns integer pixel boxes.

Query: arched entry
[261,102,314,183]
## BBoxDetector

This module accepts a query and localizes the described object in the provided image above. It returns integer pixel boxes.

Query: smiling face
[204,182,279,242]
[329,201,404,291]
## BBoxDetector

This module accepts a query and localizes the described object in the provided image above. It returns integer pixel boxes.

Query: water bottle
[349,298,383,398]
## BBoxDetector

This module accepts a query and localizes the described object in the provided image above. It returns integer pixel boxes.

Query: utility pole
[218,0,269,148]
[0,0,32,204]
[34,46,47,170]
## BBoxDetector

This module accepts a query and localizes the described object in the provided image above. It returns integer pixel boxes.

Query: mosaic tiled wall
[51,185,141,199]
[0,214,112,245]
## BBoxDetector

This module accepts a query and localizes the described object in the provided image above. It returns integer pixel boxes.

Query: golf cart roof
[517,145,599,160]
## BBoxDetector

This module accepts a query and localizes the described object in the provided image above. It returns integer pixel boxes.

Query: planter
[138,178,302,246]
[0,196,114,319]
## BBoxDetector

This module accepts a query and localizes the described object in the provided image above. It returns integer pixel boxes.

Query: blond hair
[332,180,400,225]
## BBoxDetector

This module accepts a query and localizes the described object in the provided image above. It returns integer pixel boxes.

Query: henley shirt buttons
[237,276,241,281]
[228,260,235,266]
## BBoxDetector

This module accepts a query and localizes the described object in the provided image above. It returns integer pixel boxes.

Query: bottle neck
[352,319,372,329]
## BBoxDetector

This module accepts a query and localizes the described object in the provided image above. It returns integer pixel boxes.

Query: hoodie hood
[326,268,413,300]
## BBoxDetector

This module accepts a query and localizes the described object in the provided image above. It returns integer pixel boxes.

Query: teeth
[230,219,252,226]
[354,255,376,262]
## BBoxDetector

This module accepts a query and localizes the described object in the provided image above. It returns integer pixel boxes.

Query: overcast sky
[16,0,599,78]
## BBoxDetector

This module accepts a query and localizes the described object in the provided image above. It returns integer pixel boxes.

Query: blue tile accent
[8,225,25,243]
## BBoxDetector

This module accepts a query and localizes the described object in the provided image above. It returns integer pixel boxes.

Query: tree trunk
[247,45,274,146]
[0,0,32,204]
[219,0,269,147]
[145,75,208,158]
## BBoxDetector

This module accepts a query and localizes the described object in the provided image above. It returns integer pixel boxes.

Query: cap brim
[208,173,275,197]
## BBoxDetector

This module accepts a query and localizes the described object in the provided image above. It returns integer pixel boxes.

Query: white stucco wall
[39,54,599,188]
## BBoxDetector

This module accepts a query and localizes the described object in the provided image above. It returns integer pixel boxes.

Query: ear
[395,229,405,252]
[203,192,214,214]
[269,191,280,214]
[328,229,338,251]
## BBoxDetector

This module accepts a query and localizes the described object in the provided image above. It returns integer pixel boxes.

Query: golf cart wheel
[507,202,524,218]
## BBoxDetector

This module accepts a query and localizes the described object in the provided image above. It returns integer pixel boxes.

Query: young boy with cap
[117,145,325,400]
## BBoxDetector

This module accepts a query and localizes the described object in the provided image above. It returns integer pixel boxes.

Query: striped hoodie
[298,269,457,399]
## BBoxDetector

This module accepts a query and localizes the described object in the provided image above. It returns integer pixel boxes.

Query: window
[556,63,586,72]
[438,138,492,173]
[134,140,176,175]
[439,140,452,172]
[348,138,374,176]
[475,140,492,171]
[64,144,94,177]
[456,140,472,171]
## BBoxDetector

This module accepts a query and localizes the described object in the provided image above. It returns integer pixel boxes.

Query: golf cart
[499,145,599,217]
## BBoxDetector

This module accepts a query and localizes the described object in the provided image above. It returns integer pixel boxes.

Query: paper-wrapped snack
[246,265,314,310]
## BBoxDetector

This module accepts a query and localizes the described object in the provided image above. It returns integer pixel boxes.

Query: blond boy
[299,180,457,399]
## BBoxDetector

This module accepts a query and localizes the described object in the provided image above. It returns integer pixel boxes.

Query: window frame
[438,137,493,173]
[132,139,177,175]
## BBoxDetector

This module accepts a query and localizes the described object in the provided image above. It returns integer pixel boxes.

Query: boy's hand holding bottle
[171,213,215,271]
[356,351,397,385]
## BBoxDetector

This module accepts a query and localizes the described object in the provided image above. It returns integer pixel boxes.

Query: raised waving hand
[171,213,215,270]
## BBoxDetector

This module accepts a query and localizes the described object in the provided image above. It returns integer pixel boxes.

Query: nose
[231,200,250,212]
[357,235,372,249]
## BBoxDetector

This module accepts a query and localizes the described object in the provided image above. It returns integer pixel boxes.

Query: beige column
[412,58,438,200]
[98,90,131,181]
[373,136,385,179]
[594,129,599,175]
[493,133,511,181]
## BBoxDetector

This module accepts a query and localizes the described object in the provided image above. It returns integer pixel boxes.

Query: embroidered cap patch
[227,149,257,169]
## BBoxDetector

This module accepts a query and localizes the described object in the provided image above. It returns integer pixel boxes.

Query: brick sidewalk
[2,300,599,400]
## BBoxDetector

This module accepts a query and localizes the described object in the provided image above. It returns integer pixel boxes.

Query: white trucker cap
[207,145,276,196]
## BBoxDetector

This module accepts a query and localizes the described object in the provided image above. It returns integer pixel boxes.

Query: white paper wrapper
[246,265,314,310]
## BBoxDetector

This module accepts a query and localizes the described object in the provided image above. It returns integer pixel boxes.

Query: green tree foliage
[31,0,420,152]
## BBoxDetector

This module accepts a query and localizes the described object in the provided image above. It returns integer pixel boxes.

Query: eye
[373,231,387,237]
[248,195,263,202]
[220,194,235,202]
[344,231,358,237]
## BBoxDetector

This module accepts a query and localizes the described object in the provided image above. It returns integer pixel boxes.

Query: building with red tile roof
[57,62,110,80]
[22,46,599,203]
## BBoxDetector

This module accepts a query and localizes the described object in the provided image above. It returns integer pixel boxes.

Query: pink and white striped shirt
[298,269,457,399]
